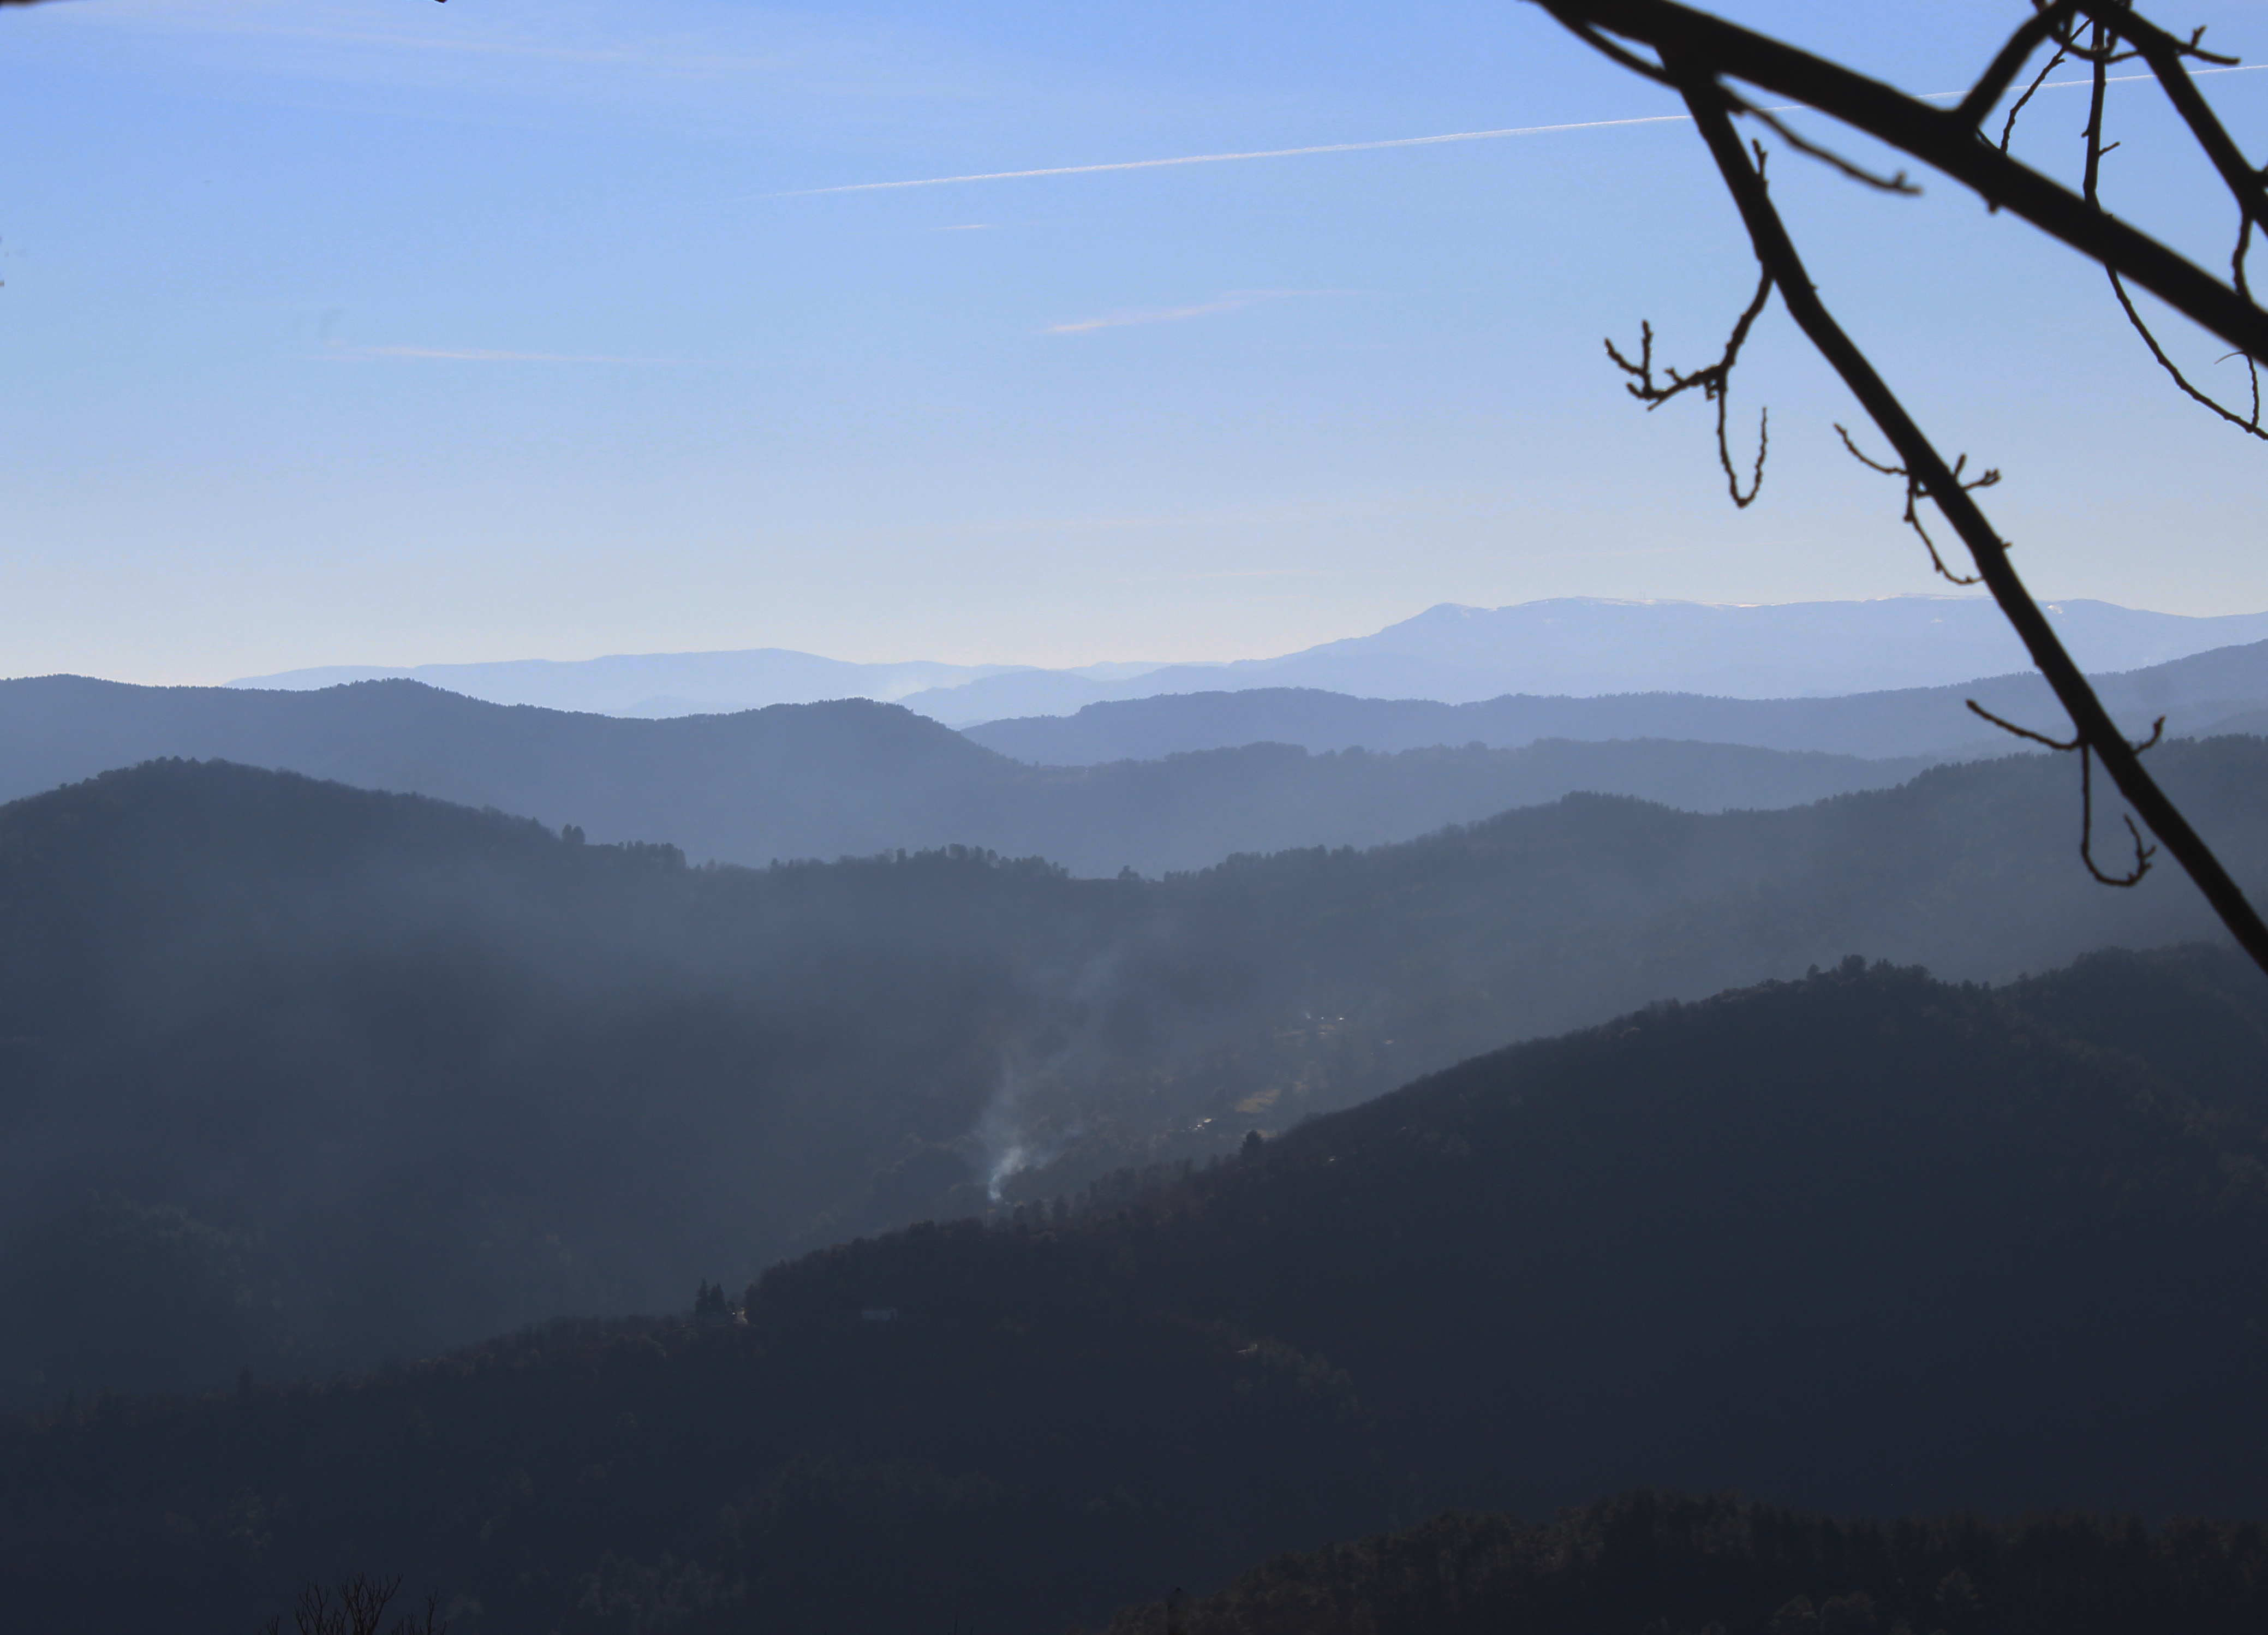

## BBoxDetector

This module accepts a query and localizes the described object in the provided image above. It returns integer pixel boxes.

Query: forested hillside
[5,745,2268,1408]
[6,950,2267,1634]
[1101,1494,2268,1635]
[0,675,1941,874]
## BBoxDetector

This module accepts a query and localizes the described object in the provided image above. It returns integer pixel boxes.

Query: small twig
[1728,95,1920,194]
[1967,701,2161,885]
[1565,17,1674,84]
[2000,45,2069,152]
[2078,746,2157,885]
[1967,698,2079,750]
[1605,260,1775,506]
[1962,2,2080,130]
[2108,269,2268,437]
[1834,424,2000,585]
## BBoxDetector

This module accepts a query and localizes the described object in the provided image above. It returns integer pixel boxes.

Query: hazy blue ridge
[216,597,2268,723]
[0,675,1949,876]
[904,596,2268,723]
[963,636,2268,764]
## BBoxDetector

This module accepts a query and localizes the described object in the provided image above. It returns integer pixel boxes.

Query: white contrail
[768,112,1696,198]
[770,63,2266,200]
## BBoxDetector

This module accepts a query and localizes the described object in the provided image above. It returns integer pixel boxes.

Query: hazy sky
[5,0,2266,682]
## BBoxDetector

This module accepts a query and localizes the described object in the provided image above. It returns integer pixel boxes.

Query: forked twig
[1998,45,2068,152]
[1605,260,1775,505]
[1968,701,2166,886]
[1833,424,2001,586]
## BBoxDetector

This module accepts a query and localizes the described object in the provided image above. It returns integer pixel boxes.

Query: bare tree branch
[1832,423,2000,586]
[1534,0,2268,366]
[1649,53,2268,974]
[1726,98,1920,194]
[260,1574,447,1635]
[2070,16,2268,437]
[1605,265,1775,505]
[1998,45,2069,153]
[1962,2,2080,129]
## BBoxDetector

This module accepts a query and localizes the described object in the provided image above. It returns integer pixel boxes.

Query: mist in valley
[13,0,2268,1630]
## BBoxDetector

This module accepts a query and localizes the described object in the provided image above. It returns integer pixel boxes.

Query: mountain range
[19,600,2268,1635]
[966,635,2268,765]
[25,637,2268,876]
[0,675,1950,876]
[225,596,2268,724]
[5,742,2266,1415]
[225,649,1035,718]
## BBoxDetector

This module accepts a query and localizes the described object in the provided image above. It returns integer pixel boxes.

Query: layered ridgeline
[902,597,2268,724]
[7,950,2268,1634]
[965,637,2268,765]
[21,638,2268,875]
[229,598,2268,723]
[4,745,2268,1410]
[0,676,1943,876]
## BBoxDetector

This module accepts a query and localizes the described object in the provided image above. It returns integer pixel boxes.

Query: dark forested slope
[764,948,2268,1521]
[1101,1494,2268,1635]
[0,675,1936,875]
[7,951,2268,1635]
[5,744,2268,1409]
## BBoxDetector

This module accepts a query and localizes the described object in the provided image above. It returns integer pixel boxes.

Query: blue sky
[5,0,2266,682]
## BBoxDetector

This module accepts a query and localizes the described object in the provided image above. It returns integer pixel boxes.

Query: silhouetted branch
[2107,270,2267,435]
[1967,700,2080,751]
[1665,67,2258,945]
[260,1575,447,1635]
[1605,265,1774,505]
[1998,45,2068,152]
[1532,0,2268,366]
[1963,2,2080,128]
[2075,749,2158,886]
[2067,19,2268,437]
[1832,423,2000,586]
[1731,99,1919,194]
[1967,695,2166,887]
[1530,0,2268,977]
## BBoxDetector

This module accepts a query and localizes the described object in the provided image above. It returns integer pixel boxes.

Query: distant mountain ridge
[891,595,2268,722]
[227,647,1031,715]
[966,637,2268,764]
[219,596,2268,723]
[0,675,1947,876]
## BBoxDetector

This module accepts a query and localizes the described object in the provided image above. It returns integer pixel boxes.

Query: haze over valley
[14,0,2268,1630]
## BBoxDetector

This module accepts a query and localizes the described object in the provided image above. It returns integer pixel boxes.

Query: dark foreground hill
[5,743,2268,1407]
[1102,1494,2268,1635]
[962,637,2268,765]
[7,950,2268,1634]
[0,675,1942,875]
